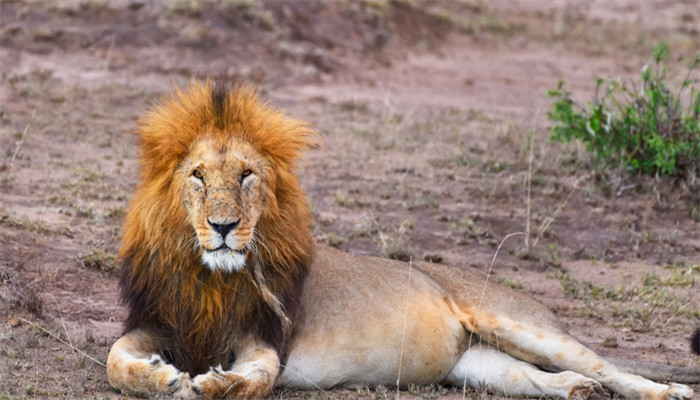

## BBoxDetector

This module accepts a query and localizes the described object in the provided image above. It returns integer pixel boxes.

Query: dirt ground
[0,0,698,399]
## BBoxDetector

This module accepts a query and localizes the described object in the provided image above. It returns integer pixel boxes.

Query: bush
[547,43,700,180]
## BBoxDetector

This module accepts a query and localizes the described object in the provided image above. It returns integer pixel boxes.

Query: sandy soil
[0,0,698,398]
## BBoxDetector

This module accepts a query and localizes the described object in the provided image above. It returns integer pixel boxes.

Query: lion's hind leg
[463,311,694,400]
[107,329,190,397]
[443,343,607,399]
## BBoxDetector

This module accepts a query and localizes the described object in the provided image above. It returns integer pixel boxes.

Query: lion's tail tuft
[692,327,700,355]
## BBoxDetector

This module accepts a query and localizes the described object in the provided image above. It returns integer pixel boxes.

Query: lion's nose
[208,218,240,239]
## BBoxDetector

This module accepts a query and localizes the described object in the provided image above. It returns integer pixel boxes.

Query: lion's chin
[201,248,246,273]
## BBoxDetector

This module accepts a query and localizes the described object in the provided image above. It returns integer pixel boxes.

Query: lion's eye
[192,168,204,180]
[241,169,253,182]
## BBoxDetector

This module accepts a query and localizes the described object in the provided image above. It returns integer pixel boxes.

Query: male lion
[107,81,696,399]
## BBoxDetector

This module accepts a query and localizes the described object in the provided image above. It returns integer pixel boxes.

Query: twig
[17,318,106,368]
[616,183,636,197]
[9,110,35,170]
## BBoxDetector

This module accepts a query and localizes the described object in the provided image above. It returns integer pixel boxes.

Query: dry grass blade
[525,109,541,253]
[9,109,35,170]
[531,174,587,249]
[463,231,526,398]
[396,257,413,397]
[277,362,332,398]
[49,294,77,360]
[17,318,106,368]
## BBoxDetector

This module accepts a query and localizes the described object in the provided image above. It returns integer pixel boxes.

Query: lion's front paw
[663,383,694,400]
[171,375,203,400]
[189,367,272,399]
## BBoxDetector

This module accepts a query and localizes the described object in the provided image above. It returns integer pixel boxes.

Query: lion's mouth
[207,246,247,255]
[206,245,247,255]
[201,245,248,273]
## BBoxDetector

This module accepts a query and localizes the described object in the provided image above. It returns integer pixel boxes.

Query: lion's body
[280,246,467,388]
[106,82,696,400]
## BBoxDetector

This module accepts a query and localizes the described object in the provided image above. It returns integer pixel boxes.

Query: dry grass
[75,248,118,273]
[556,263,699,332]
[0,271,44,317]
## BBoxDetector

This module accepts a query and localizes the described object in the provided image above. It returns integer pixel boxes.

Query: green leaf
[546,44,700,179]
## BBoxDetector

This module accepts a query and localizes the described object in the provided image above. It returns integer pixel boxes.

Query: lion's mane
[118,81,317,375]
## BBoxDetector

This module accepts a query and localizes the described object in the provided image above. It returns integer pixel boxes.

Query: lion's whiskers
[251,229,273,262]
[184,233,200,252]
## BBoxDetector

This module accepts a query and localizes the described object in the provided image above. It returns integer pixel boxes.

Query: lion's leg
[469,314,694,400]
[444,343,606,399]
[177,336,279,399]
[107,329,190,397]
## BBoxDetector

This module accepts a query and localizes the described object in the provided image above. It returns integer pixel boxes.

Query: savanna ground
[0,0,698,398]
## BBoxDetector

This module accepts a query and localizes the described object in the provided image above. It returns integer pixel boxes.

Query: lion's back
[303,245,562,331]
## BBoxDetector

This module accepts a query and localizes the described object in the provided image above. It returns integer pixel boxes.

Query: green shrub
[547,43,700,179]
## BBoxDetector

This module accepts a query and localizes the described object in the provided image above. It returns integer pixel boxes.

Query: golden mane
[118,81,318,375]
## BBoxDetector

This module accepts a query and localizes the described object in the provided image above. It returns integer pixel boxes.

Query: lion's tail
[692,327,700,356]
[604,329,700,383]
[605,357,700,383]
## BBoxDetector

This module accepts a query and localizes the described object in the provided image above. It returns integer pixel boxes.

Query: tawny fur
[107,81,697,400]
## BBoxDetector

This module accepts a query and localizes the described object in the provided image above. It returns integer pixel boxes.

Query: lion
[106,81,697,400]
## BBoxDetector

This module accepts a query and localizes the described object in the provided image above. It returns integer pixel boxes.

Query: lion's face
[181,136,269,273]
